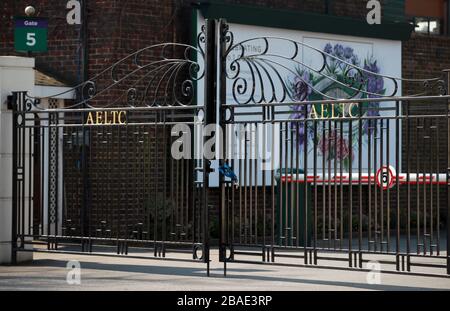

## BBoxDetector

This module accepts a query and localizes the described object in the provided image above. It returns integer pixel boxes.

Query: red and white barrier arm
[280,166,448,189]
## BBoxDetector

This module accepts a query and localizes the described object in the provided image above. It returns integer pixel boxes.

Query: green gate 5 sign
[14,17,48,52]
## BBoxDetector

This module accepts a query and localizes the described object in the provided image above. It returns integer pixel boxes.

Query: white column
[0,56,35,264]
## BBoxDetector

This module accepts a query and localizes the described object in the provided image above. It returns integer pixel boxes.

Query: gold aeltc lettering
[86,112,94,125]
[118,111,126,124]
[96,111,103,124]
[85,110,127,125]
[308,103,359,119]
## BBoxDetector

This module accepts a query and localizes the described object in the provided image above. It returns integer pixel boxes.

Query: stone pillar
[0,56,34,264]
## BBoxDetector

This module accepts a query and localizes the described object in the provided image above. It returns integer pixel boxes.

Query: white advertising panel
[195,12,402,186]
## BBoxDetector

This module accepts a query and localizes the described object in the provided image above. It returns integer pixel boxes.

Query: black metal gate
[11,39,212,273]
[11,19,450,277]
[214,20,450,276]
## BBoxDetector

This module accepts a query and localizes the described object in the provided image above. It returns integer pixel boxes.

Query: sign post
[14,16,48,53]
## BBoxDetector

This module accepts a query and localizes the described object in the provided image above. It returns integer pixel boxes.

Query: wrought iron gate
[212,20,450,276]
[11,38,212,273]
[11,19,450,276]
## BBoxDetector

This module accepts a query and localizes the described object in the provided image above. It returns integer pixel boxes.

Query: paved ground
[0,250,449,291]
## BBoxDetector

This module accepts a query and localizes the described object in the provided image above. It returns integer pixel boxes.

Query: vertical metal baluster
[175,127,180,241]
[322,119,326,242]
[313,117,318,257]
[262,109,266,250]
[278,122,282,246]
[386,115,391,252]
[396,102,401,269]
[339,120,344,250]
[271,107,276,260]
[303,112,308,263]
[170,115,175,241]
[334,118,338,250]
[116,125,121,253]
[423,117,429,255]
[61,125,67,238]
[123,122,129,254]
[358,103,363,256]
[289,121,294,247]
[180,141,185,240]
[184,141,188,243]
[239,124,243,245]
[185,140,190,242]
[88,124,93,251]
[416,118,421,255]
[244,125,248,244]
[447,82,450,274]
[436,116,440,256]
[284,122,289,247]
[100,125,107,238]
[28,117,33,238]
[348,119,353,266]
[429,118,435,255]
[374,117,378,252]
[406,101,411,269]
[380,119,384,252]
[28,116,33,237]
[104,125,109,238]
[154,117,158,254]
[140,125,144,241]
[327,118,332,250]
[249,123,253,244]
[163,115,167,248]
[295,120,300,248]
[367,117,372,251]
[107,125,112,239]
[254,123,259,246]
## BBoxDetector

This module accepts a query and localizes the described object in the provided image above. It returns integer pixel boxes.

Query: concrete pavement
[0,250,449,290]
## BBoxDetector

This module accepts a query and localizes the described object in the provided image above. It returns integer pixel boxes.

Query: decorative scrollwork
[221,22,234,51]
[224,36,445,105]
[24,26,206,109]
[24,98,36,112]
[192,243,205,261]
[418,78,447,96]
[126,87,138,106]
[82,80,96,101]
[197,24,206,56]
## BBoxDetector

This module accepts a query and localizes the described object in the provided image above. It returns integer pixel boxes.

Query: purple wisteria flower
[364,59,384,97]
[350,54,359,65]
[290,70,313,146]
[333,44,345,59]
[292,71,312,101]
[362,59,384,134]
[324,43,359,72]
[344,47,354,59]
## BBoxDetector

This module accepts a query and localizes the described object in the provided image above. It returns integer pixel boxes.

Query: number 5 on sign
[14,17,48,52]
[26,33,36,46]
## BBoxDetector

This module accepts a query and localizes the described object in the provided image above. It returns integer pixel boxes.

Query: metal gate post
[203,18,218,276]
[10,92,20,265]
[218,19,228,275]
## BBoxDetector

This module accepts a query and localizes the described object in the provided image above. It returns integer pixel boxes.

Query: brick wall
[403,33,450,82]
[3,1,450,90]
[1,0,179,84]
